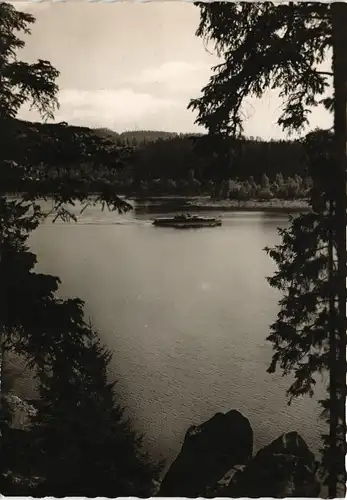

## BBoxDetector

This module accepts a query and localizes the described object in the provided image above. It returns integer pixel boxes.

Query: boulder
[225,431,320,497]
[159,409,253,497]
[205,465,245,498]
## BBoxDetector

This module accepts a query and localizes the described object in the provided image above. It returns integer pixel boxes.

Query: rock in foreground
[226,431,320,497]
[159,409,253,497]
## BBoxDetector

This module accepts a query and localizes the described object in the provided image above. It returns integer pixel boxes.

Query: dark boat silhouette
[153,213,222,228]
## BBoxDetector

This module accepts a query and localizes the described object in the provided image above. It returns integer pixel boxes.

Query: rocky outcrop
[204,464,246,497]
[158,411,321,498]
[159,409,253,497]
[225,431,320,497]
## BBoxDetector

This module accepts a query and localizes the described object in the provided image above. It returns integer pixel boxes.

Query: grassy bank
[133,196,310,214]
[186,197,310,213]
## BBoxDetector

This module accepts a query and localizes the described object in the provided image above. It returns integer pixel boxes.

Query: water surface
[29,203,327,465]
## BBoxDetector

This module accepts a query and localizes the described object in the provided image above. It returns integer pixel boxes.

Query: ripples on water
[29,201,327,466]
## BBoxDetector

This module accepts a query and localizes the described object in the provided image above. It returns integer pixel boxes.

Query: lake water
[29,202,327,467]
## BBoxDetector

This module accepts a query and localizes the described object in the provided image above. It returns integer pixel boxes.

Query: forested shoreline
[13,119,312,201]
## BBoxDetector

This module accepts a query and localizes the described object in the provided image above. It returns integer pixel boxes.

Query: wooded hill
[6,119,310,200]
[12,119,307,182]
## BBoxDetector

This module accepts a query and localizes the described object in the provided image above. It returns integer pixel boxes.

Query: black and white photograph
[0,1,346,498]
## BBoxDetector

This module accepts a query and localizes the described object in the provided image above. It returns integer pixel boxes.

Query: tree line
[100,131,307,185]
[11,119,312,200]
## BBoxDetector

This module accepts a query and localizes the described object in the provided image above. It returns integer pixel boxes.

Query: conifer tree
[29,330,162,497]
[189,3,346,496]
[0,2,163,495]
[265,128,345,494]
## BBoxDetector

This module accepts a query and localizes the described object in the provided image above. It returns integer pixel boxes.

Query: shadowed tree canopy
[0,3,59,121]
[188,3,346,497]
[0,3,164,496]
[0,2,132,217]
[189,2,332,137]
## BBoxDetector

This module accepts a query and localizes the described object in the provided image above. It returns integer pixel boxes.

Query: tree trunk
[331,3,347,498]
[0,339,7,435]
[328,197,338,499]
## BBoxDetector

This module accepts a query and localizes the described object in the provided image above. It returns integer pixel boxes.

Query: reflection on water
[29,203,326,466]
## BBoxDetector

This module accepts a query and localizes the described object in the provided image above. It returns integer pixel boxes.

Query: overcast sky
[15,1,332,139]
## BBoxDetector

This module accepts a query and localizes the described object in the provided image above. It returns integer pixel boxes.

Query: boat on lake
[152,213,222,228]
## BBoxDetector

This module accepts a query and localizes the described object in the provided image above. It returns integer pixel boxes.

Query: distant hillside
[93,128,120,140]
[11,120,177,148]
[8,119,308,185]
[14,122,190,146]
[122,130,178,142]
[93,128,178,143]
[5,119,125,173]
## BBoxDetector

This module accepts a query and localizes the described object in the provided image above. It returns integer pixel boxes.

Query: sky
[15,0,333,140]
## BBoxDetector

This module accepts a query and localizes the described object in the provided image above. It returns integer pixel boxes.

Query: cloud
[12,1,51,12]
[60,88,176,121]
[17,83,332,139]
[19,87,182,131]
[134,61,212,94]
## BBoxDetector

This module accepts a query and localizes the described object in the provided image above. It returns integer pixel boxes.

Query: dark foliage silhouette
[189,2,346,497]
[0,2,163,495]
